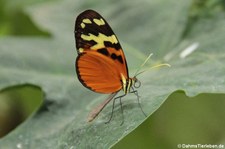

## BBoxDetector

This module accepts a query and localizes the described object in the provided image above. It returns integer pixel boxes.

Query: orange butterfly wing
[75,10,129,94]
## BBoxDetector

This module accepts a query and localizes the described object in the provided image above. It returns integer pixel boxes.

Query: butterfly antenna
[134,53,171,77]
[134,53,153,76]
[135,63,171,77]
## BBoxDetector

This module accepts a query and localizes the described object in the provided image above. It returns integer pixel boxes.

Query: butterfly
[74,9,147,124]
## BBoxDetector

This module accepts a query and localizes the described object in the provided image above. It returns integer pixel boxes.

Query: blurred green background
[114,92,225,149]
[0,85,42,138]
[0,0,225,148]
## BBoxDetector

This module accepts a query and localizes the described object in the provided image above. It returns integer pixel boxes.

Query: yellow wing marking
[81,23,85,28]
[80,19,92,28]
[78,48,84,53]
[81,33,118,49]
[83,19,92,24]
[93,18,105,26]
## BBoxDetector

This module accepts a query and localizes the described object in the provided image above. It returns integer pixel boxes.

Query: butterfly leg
[119,96,124,126]
[130,87,147,117]
[105,96,116,124]
[105,94,126,124]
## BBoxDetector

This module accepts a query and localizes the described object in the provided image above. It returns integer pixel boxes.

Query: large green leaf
[0,0,225,148]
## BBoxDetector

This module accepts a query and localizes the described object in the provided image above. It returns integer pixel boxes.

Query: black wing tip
[75,9,101,33]
[81,9,97,14]
[74,9,104,51]
[76,9,100,21]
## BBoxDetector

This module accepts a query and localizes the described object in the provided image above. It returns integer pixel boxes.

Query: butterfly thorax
[121,74,139,94]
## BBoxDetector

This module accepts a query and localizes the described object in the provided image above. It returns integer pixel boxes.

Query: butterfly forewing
[75,9,129,93]
[75,10,121,53]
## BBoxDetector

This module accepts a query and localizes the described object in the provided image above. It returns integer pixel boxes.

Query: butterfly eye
[134,78,141,88]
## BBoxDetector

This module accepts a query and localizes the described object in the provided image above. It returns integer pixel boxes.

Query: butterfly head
[132,77,141,89]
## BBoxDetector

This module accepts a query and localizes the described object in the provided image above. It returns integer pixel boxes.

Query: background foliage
[0,0,225,148]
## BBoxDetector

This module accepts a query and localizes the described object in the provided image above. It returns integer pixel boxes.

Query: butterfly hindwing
[75,10,129,93]
[76,51,123,93]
